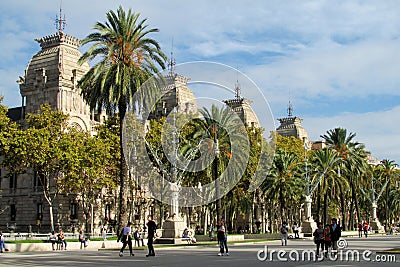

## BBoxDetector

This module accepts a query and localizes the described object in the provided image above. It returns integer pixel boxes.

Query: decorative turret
[276,101,310,147]
[223,79,259,128]
[16,6,98,132]
[148,50,197,119]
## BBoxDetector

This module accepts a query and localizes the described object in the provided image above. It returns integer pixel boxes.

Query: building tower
[223,79,259,128]
[149,51,197,119]
[16,7,103,131]
[276,101,310,147]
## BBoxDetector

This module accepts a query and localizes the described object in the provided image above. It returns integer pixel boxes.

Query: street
[0,235,399,267]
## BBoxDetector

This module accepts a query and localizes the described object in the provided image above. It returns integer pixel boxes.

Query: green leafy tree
[188,105,249,222]
[78,6,166,231]
[23,105,69,231]
[60,127,119,232]
[0,97,21,172]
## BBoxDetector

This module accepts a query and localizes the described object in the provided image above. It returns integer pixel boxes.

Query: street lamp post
[300,141,316,236]
[213,131,220,222]
[161,107,186,240]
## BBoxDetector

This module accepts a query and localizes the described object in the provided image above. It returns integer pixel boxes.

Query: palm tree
[184,104,249,223]
[309,148,342,225]
[321,127,367,229]
[78,6,166,231]
[378,159,398,231]
[262,149,303,225]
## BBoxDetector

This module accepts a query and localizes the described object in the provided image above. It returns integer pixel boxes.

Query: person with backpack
[118,221,134,257]
[146,215,157,257]
[313,222,324,257]
[280,222,289,246]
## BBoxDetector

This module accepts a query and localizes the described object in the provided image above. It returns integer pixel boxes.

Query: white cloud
[245,39,400,108]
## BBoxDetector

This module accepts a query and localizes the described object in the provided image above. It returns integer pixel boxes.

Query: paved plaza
[0,236,399,267]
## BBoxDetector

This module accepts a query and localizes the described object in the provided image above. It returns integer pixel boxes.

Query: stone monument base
[161,216,186,239]
[369,220,385,233]
[300,220,317,237]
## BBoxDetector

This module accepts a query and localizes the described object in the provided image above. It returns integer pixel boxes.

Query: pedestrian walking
[0,231,7,252]
[363,221,369,238]
[313,222,324,257]
[118,221,134,257]
[330,218,341,254]
[146,215,157,257]
[358,222,362,238]
[280,222,289,246]
[292,222,300,239]
[102,225,107,241]
[323,224,331,257]
[217,219,229,256]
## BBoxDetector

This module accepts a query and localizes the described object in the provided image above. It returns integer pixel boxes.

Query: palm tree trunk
[323,192,328,225]
[351,182,360,230]
[316,184,321,222]
[339,186,346,231]
[117,99,128,233]
[348,198,354,230]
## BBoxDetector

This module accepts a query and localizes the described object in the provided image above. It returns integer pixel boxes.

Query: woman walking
[313,222,324,257]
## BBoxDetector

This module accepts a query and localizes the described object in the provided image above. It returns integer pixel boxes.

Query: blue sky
[0,0,399,164]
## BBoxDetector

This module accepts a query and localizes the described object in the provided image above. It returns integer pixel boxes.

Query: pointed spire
[234,68,241,99]
[168,38,176,74]
[287,100,293,117]
[55,0,66,32]
[235,79,241,99]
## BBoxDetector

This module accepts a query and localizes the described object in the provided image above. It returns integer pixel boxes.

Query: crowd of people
[312,218,342,257]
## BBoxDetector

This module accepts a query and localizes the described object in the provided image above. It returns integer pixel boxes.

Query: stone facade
[149,72,197,119]
[276,102,310,147]
[17,31,104,131]
[0,30,110,234]
[276,116,309,142]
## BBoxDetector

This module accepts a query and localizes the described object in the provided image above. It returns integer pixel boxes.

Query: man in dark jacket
[330,218,341,253]
[146,215,157,257]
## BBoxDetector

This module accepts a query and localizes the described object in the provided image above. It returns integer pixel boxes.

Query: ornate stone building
[1,20,108,234]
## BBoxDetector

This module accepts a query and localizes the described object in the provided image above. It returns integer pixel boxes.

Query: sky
[0,0,399,164]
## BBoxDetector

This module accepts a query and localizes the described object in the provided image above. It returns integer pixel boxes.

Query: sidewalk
[4,231,368,252]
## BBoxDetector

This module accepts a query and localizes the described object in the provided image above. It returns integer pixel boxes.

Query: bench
[181,237,193,244]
